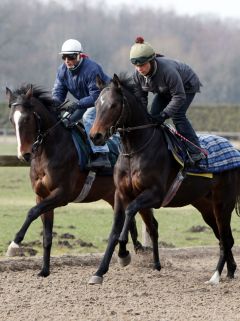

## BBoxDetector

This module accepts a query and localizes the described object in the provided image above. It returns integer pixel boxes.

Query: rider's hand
[67,102,78,113]
[156,111,169,125]
[62,111,72,128]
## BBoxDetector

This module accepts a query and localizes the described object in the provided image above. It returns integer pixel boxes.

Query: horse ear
[6,87,13,107]
[96,74,106,90]
[6,87,12,99]
[112,74,121,88]
[25,84,33,99]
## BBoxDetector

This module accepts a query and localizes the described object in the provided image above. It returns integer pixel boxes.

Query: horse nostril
[23,153,31,162]
[92,133,104,146]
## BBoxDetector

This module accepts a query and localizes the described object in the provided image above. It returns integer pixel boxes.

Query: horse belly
[166,176,212,207]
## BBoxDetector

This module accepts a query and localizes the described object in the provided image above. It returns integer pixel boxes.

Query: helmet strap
[69,55,83,71]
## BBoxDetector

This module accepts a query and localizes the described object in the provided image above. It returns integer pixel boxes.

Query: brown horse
[5,84,144,277]
[89,73,240,285]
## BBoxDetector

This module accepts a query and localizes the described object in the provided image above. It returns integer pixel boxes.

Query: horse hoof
[88,275,103,285]
[154,262,161,271]
[38,270,50,278]
[205,270,220,285]
[134,241,144,253]
[6,241,20,256]
[118,253,131,267]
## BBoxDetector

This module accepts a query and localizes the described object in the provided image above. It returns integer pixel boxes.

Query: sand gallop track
[0,247,240,321]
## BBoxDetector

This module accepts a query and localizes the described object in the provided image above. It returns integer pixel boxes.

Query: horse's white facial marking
[13,110,23,158]
[100,95,105,106]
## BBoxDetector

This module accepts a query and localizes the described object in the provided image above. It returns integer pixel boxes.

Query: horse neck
[34,103,57,130]
[120,94,158,150]
[33,102,69,150]
[125,95,150,128]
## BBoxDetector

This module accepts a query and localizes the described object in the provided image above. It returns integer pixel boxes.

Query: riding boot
[87,153,111,169]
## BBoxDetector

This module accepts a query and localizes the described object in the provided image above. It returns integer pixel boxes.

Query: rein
[119,127,157,158]
[117,123,158,133]
[32,113,62,153]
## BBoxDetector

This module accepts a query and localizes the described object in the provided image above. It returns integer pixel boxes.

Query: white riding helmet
[59,39,83,54]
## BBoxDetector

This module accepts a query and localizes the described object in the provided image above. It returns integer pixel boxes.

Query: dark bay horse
[89,73,240,285]
[5,84,144,277]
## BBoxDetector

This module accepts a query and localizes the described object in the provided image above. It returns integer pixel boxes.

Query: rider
[129,36,205,163]
[52,38,111,169]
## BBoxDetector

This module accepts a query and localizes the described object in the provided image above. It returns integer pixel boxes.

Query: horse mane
[12,84,54,108]
[116,73,153,120]
[116,73,137,97]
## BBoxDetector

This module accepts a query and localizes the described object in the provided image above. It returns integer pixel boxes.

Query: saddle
[162,124,207,170]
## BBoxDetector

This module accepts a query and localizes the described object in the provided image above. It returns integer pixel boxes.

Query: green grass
[1,141,240,257]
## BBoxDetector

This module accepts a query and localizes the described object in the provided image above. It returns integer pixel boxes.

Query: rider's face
[62,54,79,69]
[135,62,151,76]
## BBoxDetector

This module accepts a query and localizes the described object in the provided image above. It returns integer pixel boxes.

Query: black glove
[155,111,169,125]
[61,111,72,128]
[67,102,79,113]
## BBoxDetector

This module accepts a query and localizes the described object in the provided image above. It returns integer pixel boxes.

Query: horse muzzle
[90,132,107,146]
[18,152,32,163]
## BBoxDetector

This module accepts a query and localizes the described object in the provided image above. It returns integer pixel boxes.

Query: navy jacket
[52,57,110,109]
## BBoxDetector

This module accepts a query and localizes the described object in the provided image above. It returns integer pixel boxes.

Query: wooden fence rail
[0,155,29,167]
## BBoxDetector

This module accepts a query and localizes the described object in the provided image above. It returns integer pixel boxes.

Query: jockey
[129,36,205,163]
[52,39,111,169]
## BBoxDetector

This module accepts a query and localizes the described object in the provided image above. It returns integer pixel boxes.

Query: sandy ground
[0,247,240,321]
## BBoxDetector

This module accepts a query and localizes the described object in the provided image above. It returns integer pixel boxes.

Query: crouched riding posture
[130,36,205,164]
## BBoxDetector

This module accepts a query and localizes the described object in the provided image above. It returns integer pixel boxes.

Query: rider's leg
[171,93,204,161]
[82,107,111,168]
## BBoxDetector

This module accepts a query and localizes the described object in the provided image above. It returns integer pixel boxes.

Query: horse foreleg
[39,210,54,277]
[6,190,66,262]
[119,190,161,271]
[89,193,125,285]
[6,204,43,257]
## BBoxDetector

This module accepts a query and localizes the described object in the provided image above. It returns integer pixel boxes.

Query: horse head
[90,74,134,146]
[6,84,56,162]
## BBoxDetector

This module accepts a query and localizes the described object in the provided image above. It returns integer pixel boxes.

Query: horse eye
[21,115,30,125]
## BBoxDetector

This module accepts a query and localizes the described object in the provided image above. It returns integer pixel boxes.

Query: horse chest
[118,168,144,195]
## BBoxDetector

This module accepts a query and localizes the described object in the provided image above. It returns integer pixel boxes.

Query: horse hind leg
[129,217,143,252]
[194,198,236,284]
[139,208,161,271]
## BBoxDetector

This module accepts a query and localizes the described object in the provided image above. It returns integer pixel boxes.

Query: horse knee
[43,234,52,249]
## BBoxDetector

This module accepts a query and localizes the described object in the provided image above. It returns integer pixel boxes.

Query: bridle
[11,102,62,153]
[101,89,158,157]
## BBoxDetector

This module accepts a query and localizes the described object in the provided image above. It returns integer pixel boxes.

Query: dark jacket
[133,57,202,117]
[52,57,110,109]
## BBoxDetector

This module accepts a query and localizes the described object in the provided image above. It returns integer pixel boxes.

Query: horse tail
[236,168,240,216]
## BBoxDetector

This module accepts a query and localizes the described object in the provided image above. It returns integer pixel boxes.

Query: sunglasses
[130,56,152,66]
[62,54,78,61]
